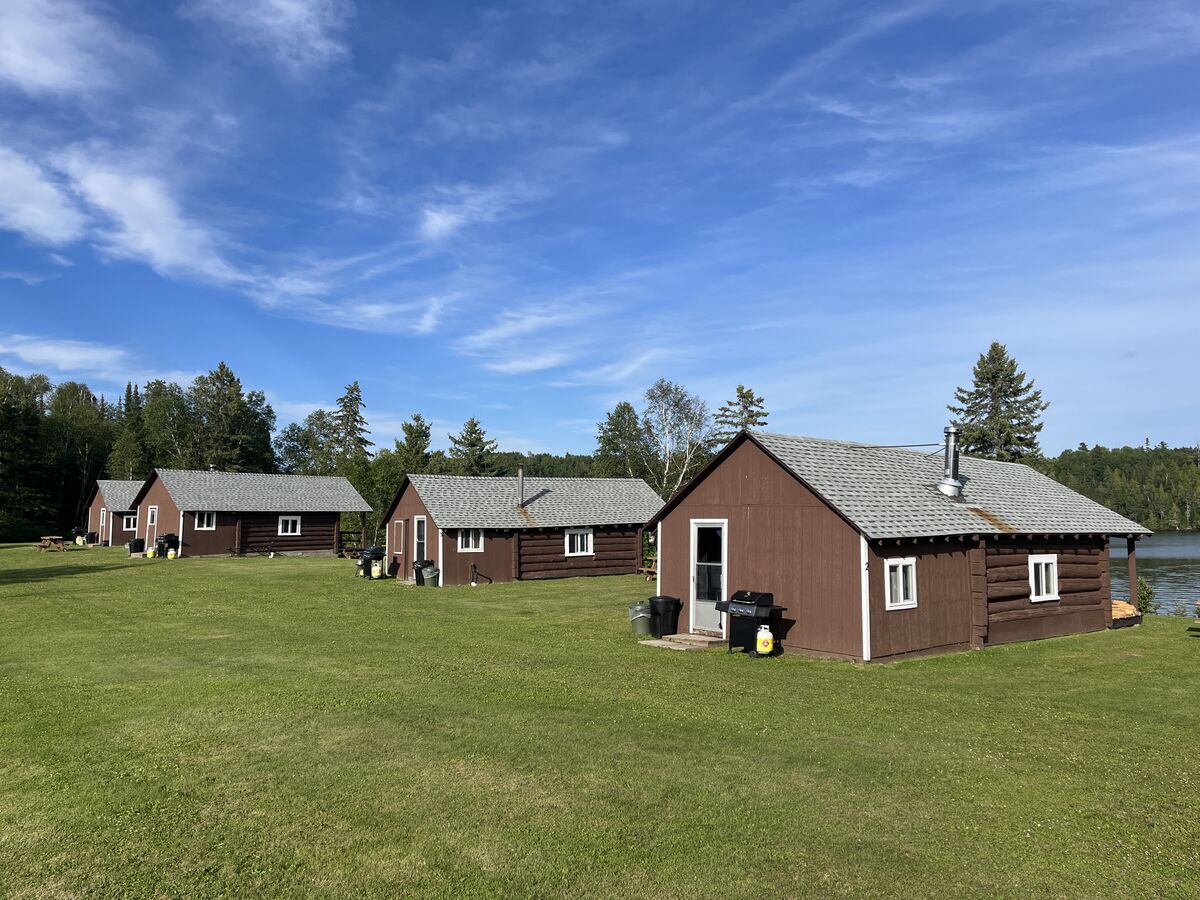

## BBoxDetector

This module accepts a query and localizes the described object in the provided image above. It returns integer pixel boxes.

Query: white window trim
[99,508,107,529]
[884,557,919,611]
[278,515,301,537]
[195,511,217,531]
[564,527,594,557]
[123,514,137,531]
[1028,553,1060,602]
[414,515,427,560]
[457,528,485,553]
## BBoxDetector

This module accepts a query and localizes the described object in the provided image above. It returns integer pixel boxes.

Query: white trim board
[688,518,728,637]
[860,534,872,662]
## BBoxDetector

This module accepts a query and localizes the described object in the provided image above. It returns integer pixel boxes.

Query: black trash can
[127,538,145,555]
[412,559,432,585]
[648,595,682,639]
[86,531,98,544]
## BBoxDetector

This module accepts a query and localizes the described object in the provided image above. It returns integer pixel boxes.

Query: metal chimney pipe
[937,426,963,497]
[517,465,525,508]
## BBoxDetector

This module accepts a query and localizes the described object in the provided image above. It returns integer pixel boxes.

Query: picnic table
[37,536,66,552]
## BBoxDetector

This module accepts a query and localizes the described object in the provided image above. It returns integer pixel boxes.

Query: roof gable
[405,474,663,529]
[135,469,371,513]
[95,479,143,513]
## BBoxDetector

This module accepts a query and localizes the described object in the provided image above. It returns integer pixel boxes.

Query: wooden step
[639,639,703,652]
[663,632,725,649]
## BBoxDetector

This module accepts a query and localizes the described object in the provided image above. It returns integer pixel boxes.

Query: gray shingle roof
[153,469,371,513]
[96,480,142,512]
[408,474,663,529]
[750,432,1150,540]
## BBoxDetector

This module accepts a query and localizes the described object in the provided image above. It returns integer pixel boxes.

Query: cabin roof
[94,480,142,513]
[650,431,1151,540]
[407,474,663,529]
[137,469,371,513]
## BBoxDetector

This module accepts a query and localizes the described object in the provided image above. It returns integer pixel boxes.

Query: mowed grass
[1,546,1198,898]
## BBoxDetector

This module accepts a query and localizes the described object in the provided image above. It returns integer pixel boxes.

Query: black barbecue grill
[714,590,785,655]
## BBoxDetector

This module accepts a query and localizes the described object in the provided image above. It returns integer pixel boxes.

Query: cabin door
[414,516,427,563]
[393,520,405,576]
[690,519,727,635]
[146,506,158,545]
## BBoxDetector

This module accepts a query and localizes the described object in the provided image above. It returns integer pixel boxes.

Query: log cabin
[646,428,1151,661]
[380,471,663,585]
[84,480,142,546]
[128,469,371,557]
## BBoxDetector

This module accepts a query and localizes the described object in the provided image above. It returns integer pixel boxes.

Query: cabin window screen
[278,515,301,536]
[565,528,593,556]
[195,511,217,530]
[884,558,918,610]
[123,514,136,531]
[458,529,484,552]
[1028,554,1059,602]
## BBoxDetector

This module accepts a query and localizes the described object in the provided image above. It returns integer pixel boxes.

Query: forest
[2,361,1196,542]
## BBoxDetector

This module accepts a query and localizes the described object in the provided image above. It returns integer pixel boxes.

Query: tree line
[2,343,1194,542]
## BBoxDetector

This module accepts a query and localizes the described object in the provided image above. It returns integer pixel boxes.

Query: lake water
[1109,532,1200,617]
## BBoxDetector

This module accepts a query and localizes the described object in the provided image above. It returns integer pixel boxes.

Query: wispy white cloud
[0,333,198,387]
[183,0,354,75]
[483,351,573,375]
[0,270,55,286]
[417,180,540,242]
[0,0,143,97]
[0,146,88,245]
[53,146,244,285]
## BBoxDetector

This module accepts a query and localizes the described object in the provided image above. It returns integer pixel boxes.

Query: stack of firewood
[1111,599,1139,620]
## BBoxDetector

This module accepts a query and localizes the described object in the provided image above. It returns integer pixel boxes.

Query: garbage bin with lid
[628,600,652,637]
[127,538,145,556]
[648,595,682,638]
[412,559,432,585]
[421,564,440,587]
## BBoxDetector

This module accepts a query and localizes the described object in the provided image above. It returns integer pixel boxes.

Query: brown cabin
[380,471,663,586]
[646,429,1151,662]
[128,469,371,557]
[84,480,142,546]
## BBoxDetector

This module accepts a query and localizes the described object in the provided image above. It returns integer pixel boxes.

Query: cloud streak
[183,0,354,75]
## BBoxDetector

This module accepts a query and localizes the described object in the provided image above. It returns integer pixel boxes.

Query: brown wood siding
[385,482,437,579]
[440,528,516,586]
[517,526,641,580]
[659,439,861,658]
[868,540,973,661]
[180,511,239,557]
[238,512,339,555]
[135,476,181,547]
[88,491,137,545]
[984,537,1109,645]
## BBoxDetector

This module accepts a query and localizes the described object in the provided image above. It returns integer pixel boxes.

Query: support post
[1126,537,1137,600]
[360,511,367,551]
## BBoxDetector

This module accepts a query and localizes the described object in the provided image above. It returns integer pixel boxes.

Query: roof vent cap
[937,425,964,498]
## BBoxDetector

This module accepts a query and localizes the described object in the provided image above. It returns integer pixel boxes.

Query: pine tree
[448,418,499,476]
[594,401,651,480]
[334,381,373,469]
[948,342,1049,462]
[107,381,147,479]
[713,384,768,444]
[395,413,432,474]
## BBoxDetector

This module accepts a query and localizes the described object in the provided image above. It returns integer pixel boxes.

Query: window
[123,514,136,531]
[147,506,157,527]
[458,528,484,552]
[1029,554,1059,602]
[565,527,594,557]
[195,511,217,531]
[278,515,301,536]
[884,557,918,610]
[100,508,107,529]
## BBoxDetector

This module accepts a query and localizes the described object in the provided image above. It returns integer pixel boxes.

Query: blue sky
[1,0,1197,455]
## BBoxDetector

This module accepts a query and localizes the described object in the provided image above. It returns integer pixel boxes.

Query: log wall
[984,537,1110,645]
[517,526,640,580]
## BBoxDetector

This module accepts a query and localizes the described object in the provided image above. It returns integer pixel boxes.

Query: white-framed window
[147,506,157,527]
[458,528,484,552]
[884,557,918,610]
[1029,553,1059,602]
[278,515,301,536]
[123,514,136,531]
[565,527,594,557]
[195,511,217,531]
[100,508,107,529]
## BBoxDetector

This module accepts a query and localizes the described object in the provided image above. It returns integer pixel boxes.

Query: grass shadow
[0,563,120,587]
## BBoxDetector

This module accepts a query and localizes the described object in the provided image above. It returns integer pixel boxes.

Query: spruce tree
[713,384,769,443]
[448,418,499,476]
[594,401,651,480]
[334,381,374,468]
[948,342,1049,462]
[395,413,432,475]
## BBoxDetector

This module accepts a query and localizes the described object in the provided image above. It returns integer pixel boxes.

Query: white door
[99,508,107,544]
[414,516,427,563]
[690,519,727,635]
[146,505,158,545]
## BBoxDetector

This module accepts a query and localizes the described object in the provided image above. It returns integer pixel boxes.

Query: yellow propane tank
[146,547,156,559]
[76,535,85,546]
[371,560,383,579]
[167,548,177,560]
[755,624,774,656]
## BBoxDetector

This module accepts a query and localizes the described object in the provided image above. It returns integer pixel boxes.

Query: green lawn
[1,545,1197,898]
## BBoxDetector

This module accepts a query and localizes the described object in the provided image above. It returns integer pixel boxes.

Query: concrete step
[639,639,703,652]
[663,632,725,649]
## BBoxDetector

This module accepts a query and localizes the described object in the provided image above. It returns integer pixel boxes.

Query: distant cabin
[127,469,371,557]
[381,473,663,585]
[84,480,143,546]
[646,430,1151,662]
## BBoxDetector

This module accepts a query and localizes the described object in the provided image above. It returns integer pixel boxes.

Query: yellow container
[146,547,156,559]
[755,625,774,656]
